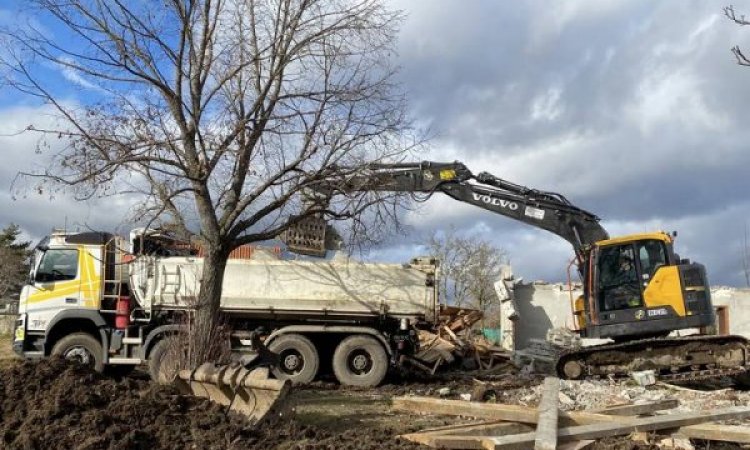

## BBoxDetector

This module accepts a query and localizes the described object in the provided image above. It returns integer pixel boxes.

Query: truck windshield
[35,249,79,282]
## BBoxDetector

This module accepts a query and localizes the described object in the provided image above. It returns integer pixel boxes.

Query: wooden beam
[678,424,750,444]
[391,396,621,426]
[534,377,559,450]
[415,420,507,435]
[480,406,750,450]
[593,399,680,416]
[395,396,743,447]
[401,424,534,450]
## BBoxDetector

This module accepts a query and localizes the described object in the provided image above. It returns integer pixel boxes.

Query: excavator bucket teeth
[174,363,290,425]
[279,216,328,256]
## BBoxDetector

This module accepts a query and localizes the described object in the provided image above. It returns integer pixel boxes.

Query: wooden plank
[391,396,622,426]
[679,423,750,444]
[401,423,533,449]
[480,406,750,450]
[593,399,680,416]
[412,420,508,435]
[534,377,559,450]
[395,396,742,447]
[558,441,594,450]
[392,396,681,426]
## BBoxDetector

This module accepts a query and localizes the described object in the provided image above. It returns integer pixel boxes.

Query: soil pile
[0,359,423,450]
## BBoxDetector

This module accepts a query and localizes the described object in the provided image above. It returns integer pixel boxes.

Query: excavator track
[555,334,750,383]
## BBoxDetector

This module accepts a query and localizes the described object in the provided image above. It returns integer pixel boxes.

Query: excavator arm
[309,161,608,260]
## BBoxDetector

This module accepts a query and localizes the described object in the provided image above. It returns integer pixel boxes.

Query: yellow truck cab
[13,231,133,370]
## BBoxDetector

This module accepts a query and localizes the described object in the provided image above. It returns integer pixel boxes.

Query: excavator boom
[302,161,608,260]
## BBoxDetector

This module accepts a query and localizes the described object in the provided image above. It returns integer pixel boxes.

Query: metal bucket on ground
[174,364,290,425]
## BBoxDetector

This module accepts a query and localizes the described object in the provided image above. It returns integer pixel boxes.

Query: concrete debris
[545,328,582,351]
[557,391,575,408]
[655,436,695,450]
[438,387,452,397]
[512,339,560,375]
[459,393,472,401]
[631,370,657,387]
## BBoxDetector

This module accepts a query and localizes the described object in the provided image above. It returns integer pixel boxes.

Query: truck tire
[332,335,388,387]
[51,332,105,372]
[148,337,182,384]
[268,334,319,385]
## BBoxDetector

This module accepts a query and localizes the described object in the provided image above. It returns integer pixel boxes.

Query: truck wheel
[332,335,388,387]
[148,337,183,384]
[268,334,319,385]
[51,332,104,372]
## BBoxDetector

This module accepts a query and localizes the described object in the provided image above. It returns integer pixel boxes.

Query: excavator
[285,161,750,383]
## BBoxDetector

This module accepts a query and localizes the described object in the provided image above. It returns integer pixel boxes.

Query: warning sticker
[524,206,545,220]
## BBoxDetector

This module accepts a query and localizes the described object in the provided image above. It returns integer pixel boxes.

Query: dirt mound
[0,358,254,449]
[0,359,423,450]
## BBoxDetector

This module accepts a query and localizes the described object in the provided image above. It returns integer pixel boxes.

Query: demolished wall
[710,286,750,336]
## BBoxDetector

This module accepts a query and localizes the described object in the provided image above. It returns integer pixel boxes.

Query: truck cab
[13,231,131,369]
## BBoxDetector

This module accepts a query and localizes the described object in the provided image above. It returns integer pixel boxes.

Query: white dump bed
[129,254,438,322]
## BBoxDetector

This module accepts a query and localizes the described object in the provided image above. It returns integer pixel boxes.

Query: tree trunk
[189,245,230,366]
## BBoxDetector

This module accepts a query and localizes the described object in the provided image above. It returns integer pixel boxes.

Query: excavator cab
[577,233,715,340]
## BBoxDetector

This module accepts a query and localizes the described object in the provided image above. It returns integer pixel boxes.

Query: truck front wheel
[268,334,319,385]
[332,335,388,387]
[51,332,104,372]
[148,337,183,384]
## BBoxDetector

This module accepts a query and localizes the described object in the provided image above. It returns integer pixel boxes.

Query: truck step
[122,338,142,345]
[108,357,142,364]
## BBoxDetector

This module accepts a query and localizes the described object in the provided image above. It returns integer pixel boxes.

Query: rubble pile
[412,305,511,374]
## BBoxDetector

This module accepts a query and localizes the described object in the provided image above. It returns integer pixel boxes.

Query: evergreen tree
[0,224,31,300]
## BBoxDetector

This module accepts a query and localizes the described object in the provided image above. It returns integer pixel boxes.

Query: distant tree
[0,224,31,300]
[427,228,507,321]
[725,5,750,65]
[1,0,415,366]
[725,7,750,286]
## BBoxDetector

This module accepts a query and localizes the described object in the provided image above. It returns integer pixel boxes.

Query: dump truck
[13,228,438,390]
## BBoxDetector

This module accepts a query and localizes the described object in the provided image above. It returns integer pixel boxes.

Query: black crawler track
[556,334,750,382]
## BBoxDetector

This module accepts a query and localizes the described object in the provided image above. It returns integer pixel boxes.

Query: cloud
[54,57,106,93]
[1,1,750,289]
[371,1,750,286]
[0,104,137,242]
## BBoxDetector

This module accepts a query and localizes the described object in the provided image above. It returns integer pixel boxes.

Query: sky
[1,1,749,286]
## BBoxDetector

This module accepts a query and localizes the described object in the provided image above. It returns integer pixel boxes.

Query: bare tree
[427,228,471,307]
[427,229,507,321]
[725,7,750,286]
[1,0,415,364]
[725,5,750,65]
